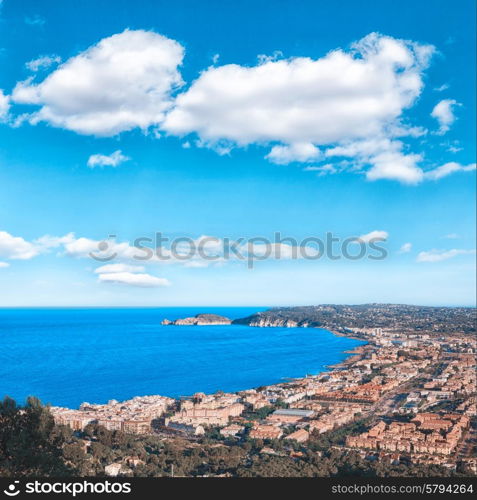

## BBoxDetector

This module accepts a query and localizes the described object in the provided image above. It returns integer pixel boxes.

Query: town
[49,311,477,477]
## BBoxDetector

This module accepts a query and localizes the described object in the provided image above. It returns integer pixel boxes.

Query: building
[166,402,245,427]
[284,429,309,443]
[249,425,283,440]
[166,421,205,436]
[267,408,314,424]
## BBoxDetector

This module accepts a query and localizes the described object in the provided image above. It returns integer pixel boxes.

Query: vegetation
[1,397,473,478]
[0,396,75,477]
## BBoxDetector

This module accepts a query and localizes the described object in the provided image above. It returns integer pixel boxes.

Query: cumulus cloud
[94,261,170,287]
[355,230,389,244]
[399,242,412,253]
[12,29,184,136]
[163,33,434,182]
[266,142,321,165]
[87,150,130,168]
[425,162,476,180]
[0,230,171,287]
[417,248,476,263]
[63,236,142,261]
[98,271,170,287]
[6,30,467,186]
[431,99,460,134]
[26,55,61,72]
[326,137,424,184]
[164,34,432,146]
[61,234,179,263]
[0,231,80,261]
[0,90,10,122]
[366,150,423,184]
[0,230,40,260]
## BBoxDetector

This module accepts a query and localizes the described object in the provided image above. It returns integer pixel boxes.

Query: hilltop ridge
[232,304,476,335]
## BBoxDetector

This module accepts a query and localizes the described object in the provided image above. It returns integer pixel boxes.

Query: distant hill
[232,304,476,335]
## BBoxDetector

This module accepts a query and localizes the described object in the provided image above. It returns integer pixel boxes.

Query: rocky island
[161,313,232,326]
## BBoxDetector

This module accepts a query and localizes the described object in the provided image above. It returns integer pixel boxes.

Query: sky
[0,0,475,307]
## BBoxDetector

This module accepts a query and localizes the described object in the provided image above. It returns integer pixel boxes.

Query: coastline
[45,308,477,475]
[63,323,368,410]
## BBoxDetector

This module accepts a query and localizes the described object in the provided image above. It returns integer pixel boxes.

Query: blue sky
[0,0,475,306]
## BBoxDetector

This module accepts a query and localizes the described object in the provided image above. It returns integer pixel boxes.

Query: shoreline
[62,324,369,410]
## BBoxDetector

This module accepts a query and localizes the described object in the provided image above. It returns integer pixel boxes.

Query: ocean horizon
[0,307,365,408]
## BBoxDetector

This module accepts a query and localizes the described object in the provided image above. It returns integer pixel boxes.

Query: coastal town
[49,305,477,477]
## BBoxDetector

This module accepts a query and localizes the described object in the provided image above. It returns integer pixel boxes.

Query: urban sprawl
[50,305,477,477]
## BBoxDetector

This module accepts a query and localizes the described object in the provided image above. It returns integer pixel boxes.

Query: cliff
[232,313,309,328]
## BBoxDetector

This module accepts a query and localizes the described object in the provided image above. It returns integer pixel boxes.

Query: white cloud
[63,236,140,260]
[431,99,460,134]
[365,148,423,184]
[266,142,321,165]
[0,261,10,268]
[303,163,338,176]
[0,90,10,122]
[87,150,130,168]
[0,230,40,260]
[399,242,412,253]
[434,83,449,92]
[98,271,171,287]
[164,33,432,146]
[12,29,184,136]
[443,233,459,240]
[163,32,434,183]
[26,55,61,72]
[0,231,79,261]
[34,233,76,251]
[7,30,463,186]
[355,230,389,244]
[417,248,476,263]
[425,162,476,180]
[327,137,424,184]
[94,263,145,274]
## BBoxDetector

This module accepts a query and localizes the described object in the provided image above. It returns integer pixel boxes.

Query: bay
[0,307,364,408]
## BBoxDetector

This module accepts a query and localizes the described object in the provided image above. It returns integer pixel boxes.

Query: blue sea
[0,307,364,408]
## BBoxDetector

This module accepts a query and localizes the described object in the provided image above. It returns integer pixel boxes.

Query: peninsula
[166,304,476,336]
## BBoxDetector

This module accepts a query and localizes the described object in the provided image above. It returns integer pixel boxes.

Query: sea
[0,307,365,408]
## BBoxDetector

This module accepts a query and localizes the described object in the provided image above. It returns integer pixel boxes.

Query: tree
[0,396,75,477]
